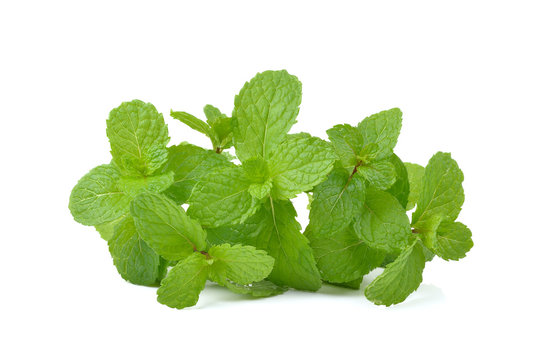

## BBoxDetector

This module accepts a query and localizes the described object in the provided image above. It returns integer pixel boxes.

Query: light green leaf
[208,244,275,285]
[353,188,411,253]
[106,100,169,175]
[170,110,215,140]
[108,216,166,286]
[308,168,365,237]
[356,159,396,190]
[232,70,302,162]
[69,164,130,226]
[131,193,207,261]
[386,154,410,209]
[404,162,425,211]
[203,104,225,127]
[221,280,287,297]
[268,134,336,199]
[431,221,473,261]
[365,240,425,306]
[207,199,322,291]
[157,252,210,309]
[187,165,261,227]
[326,124,363,172]
[412,152,464,231]
[264,199,322,290]
[95,215,127,241]
[117,171,174,198]
[204,105,233,149]
[306,225,385,283]
[249,181,273,200]
[162,144,233,204]
[357,108,402,161]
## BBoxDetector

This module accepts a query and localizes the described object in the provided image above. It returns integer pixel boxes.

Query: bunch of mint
[69,70,472,309]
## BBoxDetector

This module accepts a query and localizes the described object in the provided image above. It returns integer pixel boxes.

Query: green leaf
[206,200,321,291]
[308,168,365,237]
[187,165,261,227]
[431,221,473,261]
[157,252,210,309]
[386,154,410,209]
[357,108,402,161]
[95,215,127,241]
[204,105,233,149]
[353,188,411,253]
[106,100,169,175]
[249,181,273,200]
[170,110,216,141]
[365,240,425,306]
[326,277,363,290]
[356,160,396,190]
[203,104,224,127]
[412,152,464,231]
[208,244,274,285]
[117,171,174,198]
[268,134,336,200]
[69,164,130,226]
[131,192,207,261]
[242,157,270,184]
[264,199,322,290]
[108,216,166,286]
[306,225,385,283]
[221,280,287,297]
[326,124,363,172]
[404,162,425,211]
[232,70,302,162]
[162,144,233,204]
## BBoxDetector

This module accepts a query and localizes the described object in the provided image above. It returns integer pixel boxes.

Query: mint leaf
[327,277,363,290]
[117,171,174,198]
[203,104,224,127]
[353,188,411,253]
[307,225,385,283]
[157,252,210,309]
[412,152,464,232]
[208,244,274,285]
[404,162,425,211]
[106,100,169,175]
[232,70,302,162]
[357,108,402,161]
[386,154,410,209]
[264,199,321,290]
[308,167,365,237]
[108,216,166,286]
[268,134,336,200]
[95,215,127,241]
[170,110,214,140]
[221,280,287,297]
[356,159,396,190]
[365,240,425,306]
[203,105,233,150]
[131,192,207,261]
[69,164,130,226]
[206,200,321,291]
[187,165,260,227]
[326,124,363,172]
[162,144,232,204]
[431,221,473,261]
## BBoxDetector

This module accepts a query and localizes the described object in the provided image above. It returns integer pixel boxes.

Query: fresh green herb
[69,70,472,309]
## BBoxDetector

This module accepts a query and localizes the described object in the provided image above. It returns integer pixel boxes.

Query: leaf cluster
[69,70,472,309]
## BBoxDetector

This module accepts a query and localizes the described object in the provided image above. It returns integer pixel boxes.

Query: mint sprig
[69,70,473,309]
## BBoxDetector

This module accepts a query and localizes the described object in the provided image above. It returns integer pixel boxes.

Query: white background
[1,1,539,359]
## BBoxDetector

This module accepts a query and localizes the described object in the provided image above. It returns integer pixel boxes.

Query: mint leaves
[69,71,472,309]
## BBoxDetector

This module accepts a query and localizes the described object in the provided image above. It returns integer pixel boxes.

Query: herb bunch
[69,70,473,309]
